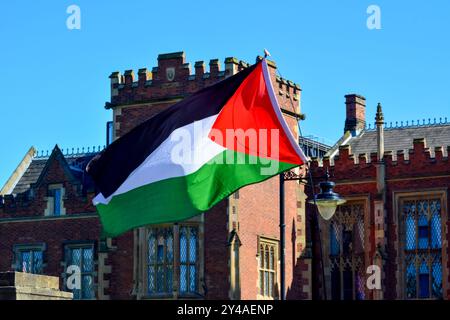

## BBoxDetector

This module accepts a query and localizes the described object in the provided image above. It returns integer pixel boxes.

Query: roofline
[31,145,78,190]
[0,146,36,195]
[324,131,353,160]
[299,136,332,150]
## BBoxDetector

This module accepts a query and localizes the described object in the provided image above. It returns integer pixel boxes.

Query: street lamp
[280,167,345,301]
[308,170,346,220]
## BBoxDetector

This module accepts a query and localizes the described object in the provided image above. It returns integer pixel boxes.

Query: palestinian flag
[87,59,307,236]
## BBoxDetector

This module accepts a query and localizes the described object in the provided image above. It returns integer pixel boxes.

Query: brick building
[0,52,311,300]
[309,94,450,300]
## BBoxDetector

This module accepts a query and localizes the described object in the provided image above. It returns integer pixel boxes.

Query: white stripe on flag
[93,115,225,205]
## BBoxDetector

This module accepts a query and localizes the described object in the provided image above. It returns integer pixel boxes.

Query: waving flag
[87,59,306,236]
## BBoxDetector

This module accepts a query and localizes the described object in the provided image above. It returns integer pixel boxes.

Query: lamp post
[279,168,345,300]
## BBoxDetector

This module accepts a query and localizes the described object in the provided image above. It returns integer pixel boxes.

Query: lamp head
[308,170,346,220]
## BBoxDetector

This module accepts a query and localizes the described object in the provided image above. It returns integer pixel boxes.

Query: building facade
[0,52,311,300]
[0,147,102,299]
[309,94,450,300]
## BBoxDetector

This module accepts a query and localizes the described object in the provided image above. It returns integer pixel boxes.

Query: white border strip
[261,59,308,164]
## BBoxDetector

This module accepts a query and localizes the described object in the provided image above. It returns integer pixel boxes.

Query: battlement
[106,51,301,108]
[0,192,33,215]
[0,190,97,218]
[310,138,450,181]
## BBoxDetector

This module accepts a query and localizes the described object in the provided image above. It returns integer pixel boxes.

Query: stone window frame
[12,242,47,274]
[256,236,279,300]
[45,183,66,216]
[394,189,448,300]
[135,216,205,300]
[319,196,370,300]
[61,240,97,300]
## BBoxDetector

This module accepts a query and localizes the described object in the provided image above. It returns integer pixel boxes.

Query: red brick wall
[0,217,101,291]
[203,200,230,299]
[116,101,177,138]
[107,232,134,299]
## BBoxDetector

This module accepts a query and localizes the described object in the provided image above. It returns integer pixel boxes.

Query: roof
[347,123,450,156]
[12,159,47,194]
[2,146,101,195]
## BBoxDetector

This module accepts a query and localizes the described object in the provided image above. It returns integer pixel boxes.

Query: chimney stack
[344,94,366,134]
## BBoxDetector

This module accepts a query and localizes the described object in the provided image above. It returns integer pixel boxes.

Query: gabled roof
[1,145,101,195]
[347,123,450,156]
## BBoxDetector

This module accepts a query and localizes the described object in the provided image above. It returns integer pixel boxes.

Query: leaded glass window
[179,226,198,293]
[328,203,365,300]
[148,227,174,294]
[16,247,44,274]
[146,224,200,297]
[402,198,443,299]
[258,239,277,299]
[65,244,95,300]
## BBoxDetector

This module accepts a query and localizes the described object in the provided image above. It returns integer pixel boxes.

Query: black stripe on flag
[87,62,258,198]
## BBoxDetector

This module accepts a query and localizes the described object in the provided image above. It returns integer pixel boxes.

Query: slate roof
[11,152,99,195]
[12,159,47,194]
[347,123,450,156]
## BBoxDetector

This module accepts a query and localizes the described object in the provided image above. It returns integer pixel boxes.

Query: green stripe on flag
[96,150,297,237]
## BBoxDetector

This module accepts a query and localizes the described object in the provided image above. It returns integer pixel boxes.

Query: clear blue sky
[1,0,449,187]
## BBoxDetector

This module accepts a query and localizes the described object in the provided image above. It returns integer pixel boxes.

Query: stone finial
[374,103,385,161]
[375,103,384,125]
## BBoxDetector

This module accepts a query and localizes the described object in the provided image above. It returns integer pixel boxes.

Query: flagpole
[265,49,287,301]
[279,172,286,300]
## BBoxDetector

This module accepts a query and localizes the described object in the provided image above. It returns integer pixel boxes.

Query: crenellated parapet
[310,145,377,181]
[106,51,301,109]
[310,138,449,182]
[384,138,450,177]
[0,192,32,217]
